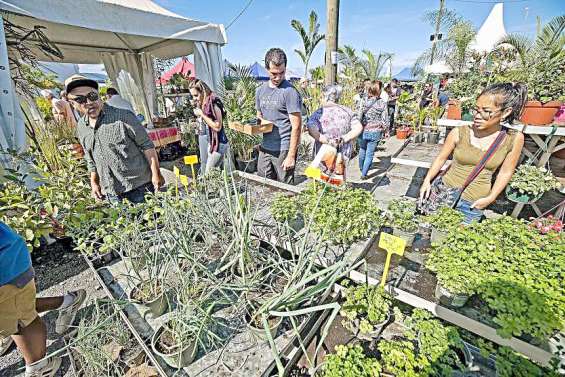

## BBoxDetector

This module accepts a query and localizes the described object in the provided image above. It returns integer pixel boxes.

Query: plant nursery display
[297,183,384,245]
[387,198,419,246]
[340,284,392,337]
[426,216,565,341]
[424,206,464,243]
[530,214,563,234]
[507,165,560,203]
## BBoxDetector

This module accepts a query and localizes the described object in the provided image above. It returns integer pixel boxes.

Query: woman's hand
[419,180,432,201]
[193,108,203,118]
[471,196,494,210]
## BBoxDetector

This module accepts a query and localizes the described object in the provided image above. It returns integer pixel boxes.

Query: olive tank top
[443,126,515,202]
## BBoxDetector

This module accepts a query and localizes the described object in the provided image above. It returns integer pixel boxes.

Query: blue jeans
[358,131,382,177]
[455,198,483,225]
[107,182,154,204]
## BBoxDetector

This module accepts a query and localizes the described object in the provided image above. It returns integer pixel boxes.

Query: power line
[226,0,255,30]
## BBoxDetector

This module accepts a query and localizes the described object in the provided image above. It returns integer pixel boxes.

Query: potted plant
[244,300,283,342]
[412,107,427,143]
[151,308,200,368]
[426,106,442,144]
[387,198,419,247]
[424,206,464,243]
[495,16,565,125]
[530,214,563,234]
[506,165,560,203]
[321,344,382,377]
[340,284,392,339]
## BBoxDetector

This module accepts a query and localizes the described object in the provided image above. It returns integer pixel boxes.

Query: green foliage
[270,194,299,224]
[299,183,384,245]
[378,308,466,376]
[291,10,325,76]
[0,181,52,251]
[426,216,565,341]
[495,346,553,377]
[424,206,464,232]
[21,64,59,90]
[387,198,418,232]
[322,344,382,377]
[341,285,392,335]
[35,96,53,121]
[509,165,560,197]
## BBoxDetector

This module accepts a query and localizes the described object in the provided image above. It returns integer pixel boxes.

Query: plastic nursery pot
[245,307,283,342]
[151,325,196,369]
[353,311,391,341]
[434,282,470,308]
[505,186,543,204]
[235,157,258,173]
[412,132,425,143]
[396,127,411,140]
[425,131,440,144]
[520,100,562,126]
[393,227,417,247]
[128,283,168,318]
[430,228,448,244]
[447,99,462,120]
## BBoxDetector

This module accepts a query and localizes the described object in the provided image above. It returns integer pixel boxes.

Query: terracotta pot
[520,101,562,126]
[447,99,462,120]
[396,127,411,140]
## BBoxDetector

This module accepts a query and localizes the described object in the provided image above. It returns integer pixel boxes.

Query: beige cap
[65,74,98,93]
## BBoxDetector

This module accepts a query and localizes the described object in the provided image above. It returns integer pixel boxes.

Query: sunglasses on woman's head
[69,91,99,104]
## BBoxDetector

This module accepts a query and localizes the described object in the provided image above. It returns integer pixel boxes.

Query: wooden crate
[228,118,273,135]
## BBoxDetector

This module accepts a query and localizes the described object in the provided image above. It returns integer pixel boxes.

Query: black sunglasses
[69,91,99,104]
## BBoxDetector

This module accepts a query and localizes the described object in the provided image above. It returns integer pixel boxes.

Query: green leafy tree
[291,10,325,78]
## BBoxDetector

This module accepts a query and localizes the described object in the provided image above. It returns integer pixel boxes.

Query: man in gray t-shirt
[255,48,302,184]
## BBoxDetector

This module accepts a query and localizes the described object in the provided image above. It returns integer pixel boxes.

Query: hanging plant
[509,165,560,197]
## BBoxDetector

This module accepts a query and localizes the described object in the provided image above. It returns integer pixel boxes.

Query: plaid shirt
[77,104,154,195]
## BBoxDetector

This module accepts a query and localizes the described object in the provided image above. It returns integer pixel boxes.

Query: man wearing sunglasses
[65,75,163,203]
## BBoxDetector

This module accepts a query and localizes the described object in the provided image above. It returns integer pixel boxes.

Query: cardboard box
[228,118,273,135]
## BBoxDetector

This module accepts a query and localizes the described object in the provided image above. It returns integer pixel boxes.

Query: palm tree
[359,50,394,80]
[291,11,325,78]
[496,15,565,68]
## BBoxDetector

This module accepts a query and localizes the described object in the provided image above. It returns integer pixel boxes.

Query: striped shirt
[77,105,154,195]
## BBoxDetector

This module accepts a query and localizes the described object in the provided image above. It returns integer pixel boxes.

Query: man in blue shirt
[0,222,86,377]
[255,48,303,184]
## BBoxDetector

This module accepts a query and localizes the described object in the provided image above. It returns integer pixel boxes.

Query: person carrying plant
[189,79,233,173]
[255,48,303,184]
[0,222,86,377]
[67,74,163,204]
[419,83,527,224]
[307,84,363,182]
[358,80,389,180]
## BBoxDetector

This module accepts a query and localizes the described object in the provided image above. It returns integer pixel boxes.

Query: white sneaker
[55,289,86,334]
[25,356,62,377]
[0,336,13,356]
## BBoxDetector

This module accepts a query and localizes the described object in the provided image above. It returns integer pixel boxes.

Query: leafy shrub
[341,285,392,335]
[509,165,560,197]
[387,198,418,232]
[35,96,53,121]
[323,344,381,377]
[270,194,299,224]
[424,206,464,232]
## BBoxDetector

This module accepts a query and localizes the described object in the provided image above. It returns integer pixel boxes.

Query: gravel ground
[0,241,106,377]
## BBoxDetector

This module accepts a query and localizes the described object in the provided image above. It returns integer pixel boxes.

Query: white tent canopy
[0,0,227,162]
[469,3,507,54]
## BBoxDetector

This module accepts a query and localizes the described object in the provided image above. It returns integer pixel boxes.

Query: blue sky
[151,0,563,75]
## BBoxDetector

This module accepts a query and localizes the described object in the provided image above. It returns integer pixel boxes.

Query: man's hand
[91,181,103,200]
[281,155,296,171]
[152,172,164,192]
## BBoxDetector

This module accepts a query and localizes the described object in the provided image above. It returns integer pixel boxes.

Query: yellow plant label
[304,166,321,180]
[179,175,189,186]
[184,155,198,165]
[173,166,180,177]
[379,232,406,256]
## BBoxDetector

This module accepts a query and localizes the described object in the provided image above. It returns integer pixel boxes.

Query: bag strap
[461,130,507,190]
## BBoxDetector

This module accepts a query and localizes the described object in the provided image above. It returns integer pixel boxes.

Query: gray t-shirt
[255,80,302,151]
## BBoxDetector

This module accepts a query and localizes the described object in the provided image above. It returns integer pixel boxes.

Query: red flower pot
[520,101,562,126]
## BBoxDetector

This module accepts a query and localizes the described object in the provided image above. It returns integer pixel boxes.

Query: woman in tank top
[420,83,527,224]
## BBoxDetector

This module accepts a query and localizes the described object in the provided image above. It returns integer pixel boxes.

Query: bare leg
[36,297,63,313]
[11,317,46,365]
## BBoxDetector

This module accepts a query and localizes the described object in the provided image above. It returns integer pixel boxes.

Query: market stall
[0,0,227,166]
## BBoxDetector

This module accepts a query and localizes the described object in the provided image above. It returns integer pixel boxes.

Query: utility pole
[429,0,445,65]
[325,0,339,85]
